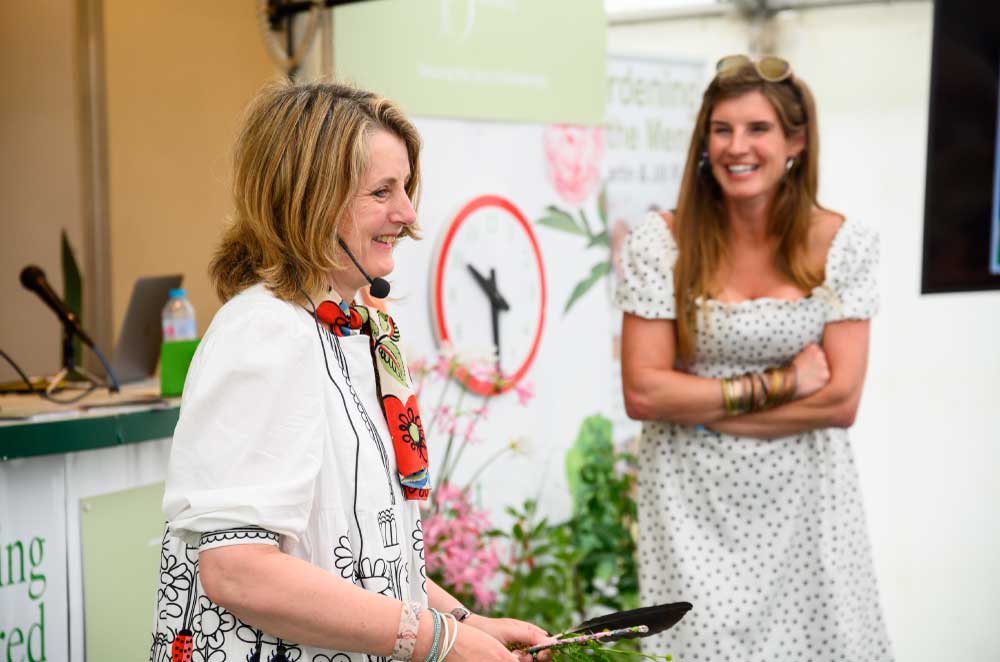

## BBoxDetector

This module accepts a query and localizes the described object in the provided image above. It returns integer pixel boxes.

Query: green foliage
[550,641,671,662]
[565,415,639,614]
[490,499,579,633]
[537,205,587,236]
[534,186,614,314]
[489,415,639,639]
[563,261,611,314]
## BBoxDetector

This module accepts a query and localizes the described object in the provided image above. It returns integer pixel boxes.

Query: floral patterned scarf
[315,300,430,500]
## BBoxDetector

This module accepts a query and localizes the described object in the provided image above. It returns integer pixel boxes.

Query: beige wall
[0,1,278,385]
[0,1,87,381]
[103,1,277,343]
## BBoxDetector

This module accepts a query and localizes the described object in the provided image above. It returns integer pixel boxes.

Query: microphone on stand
[19,265,96,347]
[337,238,391,299]
[19,264,120,392]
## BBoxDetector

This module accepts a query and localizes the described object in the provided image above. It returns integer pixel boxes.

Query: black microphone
[20,265,96,347]
[337,239,391,299]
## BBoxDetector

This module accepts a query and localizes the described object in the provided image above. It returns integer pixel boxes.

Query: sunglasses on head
[716,54,793,83]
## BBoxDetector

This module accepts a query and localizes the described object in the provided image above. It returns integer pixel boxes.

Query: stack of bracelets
[393,603,461,662]
[720,364,797,416]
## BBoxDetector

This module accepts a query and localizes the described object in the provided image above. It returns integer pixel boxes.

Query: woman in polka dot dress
[614,56,893,661]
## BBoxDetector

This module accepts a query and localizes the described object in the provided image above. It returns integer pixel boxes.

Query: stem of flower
[425,371,452,436]
[579,209,594,238]
[434,382,465,491]
[442,395,488,481]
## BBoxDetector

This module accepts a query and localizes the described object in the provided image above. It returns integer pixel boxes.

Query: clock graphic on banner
[431,195,547,396]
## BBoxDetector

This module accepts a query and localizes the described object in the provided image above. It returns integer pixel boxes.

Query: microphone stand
[45,326,110,397]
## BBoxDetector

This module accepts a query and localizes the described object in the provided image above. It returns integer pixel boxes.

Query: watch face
[432,195,546,396]
[450,606,472,622]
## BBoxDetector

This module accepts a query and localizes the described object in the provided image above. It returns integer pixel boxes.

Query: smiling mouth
[726,164,759,175]
[373,234,401,246]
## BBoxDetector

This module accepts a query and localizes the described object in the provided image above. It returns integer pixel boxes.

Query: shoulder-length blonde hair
[210,80,422,303]
[672,62,822,363]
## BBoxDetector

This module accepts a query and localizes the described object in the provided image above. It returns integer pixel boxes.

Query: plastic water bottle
[162,288,197,341]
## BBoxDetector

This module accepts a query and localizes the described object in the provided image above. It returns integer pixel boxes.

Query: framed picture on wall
[922,0,1000,293]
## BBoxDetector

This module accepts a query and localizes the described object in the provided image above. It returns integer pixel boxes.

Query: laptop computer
[111,275,183,384]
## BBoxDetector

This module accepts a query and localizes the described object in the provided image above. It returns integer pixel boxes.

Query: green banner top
[334,0,606,125]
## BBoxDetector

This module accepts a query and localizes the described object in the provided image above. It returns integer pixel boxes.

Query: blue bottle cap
[169,288,186,298]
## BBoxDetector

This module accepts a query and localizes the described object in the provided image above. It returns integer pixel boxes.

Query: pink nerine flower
[543,125,605,206]
[423,483,499,610]
[513,380,535,407]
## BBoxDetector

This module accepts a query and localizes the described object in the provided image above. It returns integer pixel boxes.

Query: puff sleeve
[823,221,880,322]
[614,212,679,320]
[162,293,325,548]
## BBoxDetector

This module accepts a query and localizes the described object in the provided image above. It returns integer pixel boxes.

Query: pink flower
[543,125,605,206]
[433,405,458,435]
[468,359,500,384]
[422,483,499,611]
[409,356,428,378]
[432,354,453,379]
[513,381,535,407]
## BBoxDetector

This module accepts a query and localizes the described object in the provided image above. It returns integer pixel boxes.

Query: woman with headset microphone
[149,81,549,662]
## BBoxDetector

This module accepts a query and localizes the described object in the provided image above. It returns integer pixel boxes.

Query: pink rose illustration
[543,125,605,207]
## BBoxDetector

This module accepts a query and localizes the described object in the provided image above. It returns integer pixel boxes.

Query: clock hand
[468,264,509,383]
[467,264,495,299]
[467,264,510,310]
[490,269,510,312]
[489,268,503,380]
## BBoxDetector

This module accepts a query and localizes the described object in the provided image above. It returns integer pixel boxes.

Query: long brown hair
[210,79,422,303]
[673,62,822,363]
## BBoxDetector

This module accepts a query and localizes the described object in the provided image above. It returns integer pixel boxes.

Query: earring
[698,151,710,172]
[785,157,795,173]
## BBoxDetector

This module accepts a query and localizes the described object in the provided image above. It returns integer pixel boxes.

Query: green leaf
[563,261,611,314]
[564,444,584,500]
[586,230,610,249]
[597,183,608,228]
[535,206,586,236]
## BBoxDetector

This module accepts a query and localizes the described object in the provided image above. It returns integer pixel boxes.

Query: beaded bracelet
[423,609,443,662]
[392,601,422,661]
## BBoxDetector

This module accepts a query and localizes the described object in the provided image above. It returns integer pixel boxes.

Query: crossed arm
[620,312,871,439]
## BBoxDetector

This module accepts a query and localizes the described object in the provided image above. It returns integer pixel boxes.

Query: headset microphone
[337,238,391,299]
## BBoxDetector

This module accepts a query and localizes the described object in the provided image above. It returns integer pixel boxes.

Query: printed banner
[0,456,69,662]
[603,54,705,440]
[334,0,606,125]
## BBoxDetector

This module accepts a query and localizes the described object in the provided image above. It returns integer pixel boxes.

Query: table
[0,386,179,662]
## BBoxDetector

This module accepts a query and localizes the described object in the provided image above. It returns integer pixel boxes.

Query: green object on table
[159,339,199,396]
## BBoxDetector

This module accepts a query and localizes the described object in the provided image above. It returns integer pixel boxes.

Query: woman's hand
[465,615,555,662]
[791,343,830,399]
[445,620,527,662]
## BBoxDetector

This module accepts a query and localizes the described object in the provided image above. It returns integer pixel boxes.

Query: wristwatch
[450,606,472,622]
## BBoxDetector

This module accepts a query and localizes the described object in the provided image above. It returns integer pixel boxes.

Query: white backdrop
[389,117,617,519]
[384,55,700,523]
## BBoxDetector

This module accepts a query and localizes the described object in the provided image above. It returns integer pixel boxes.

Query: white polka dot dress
[614,213,893,662]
